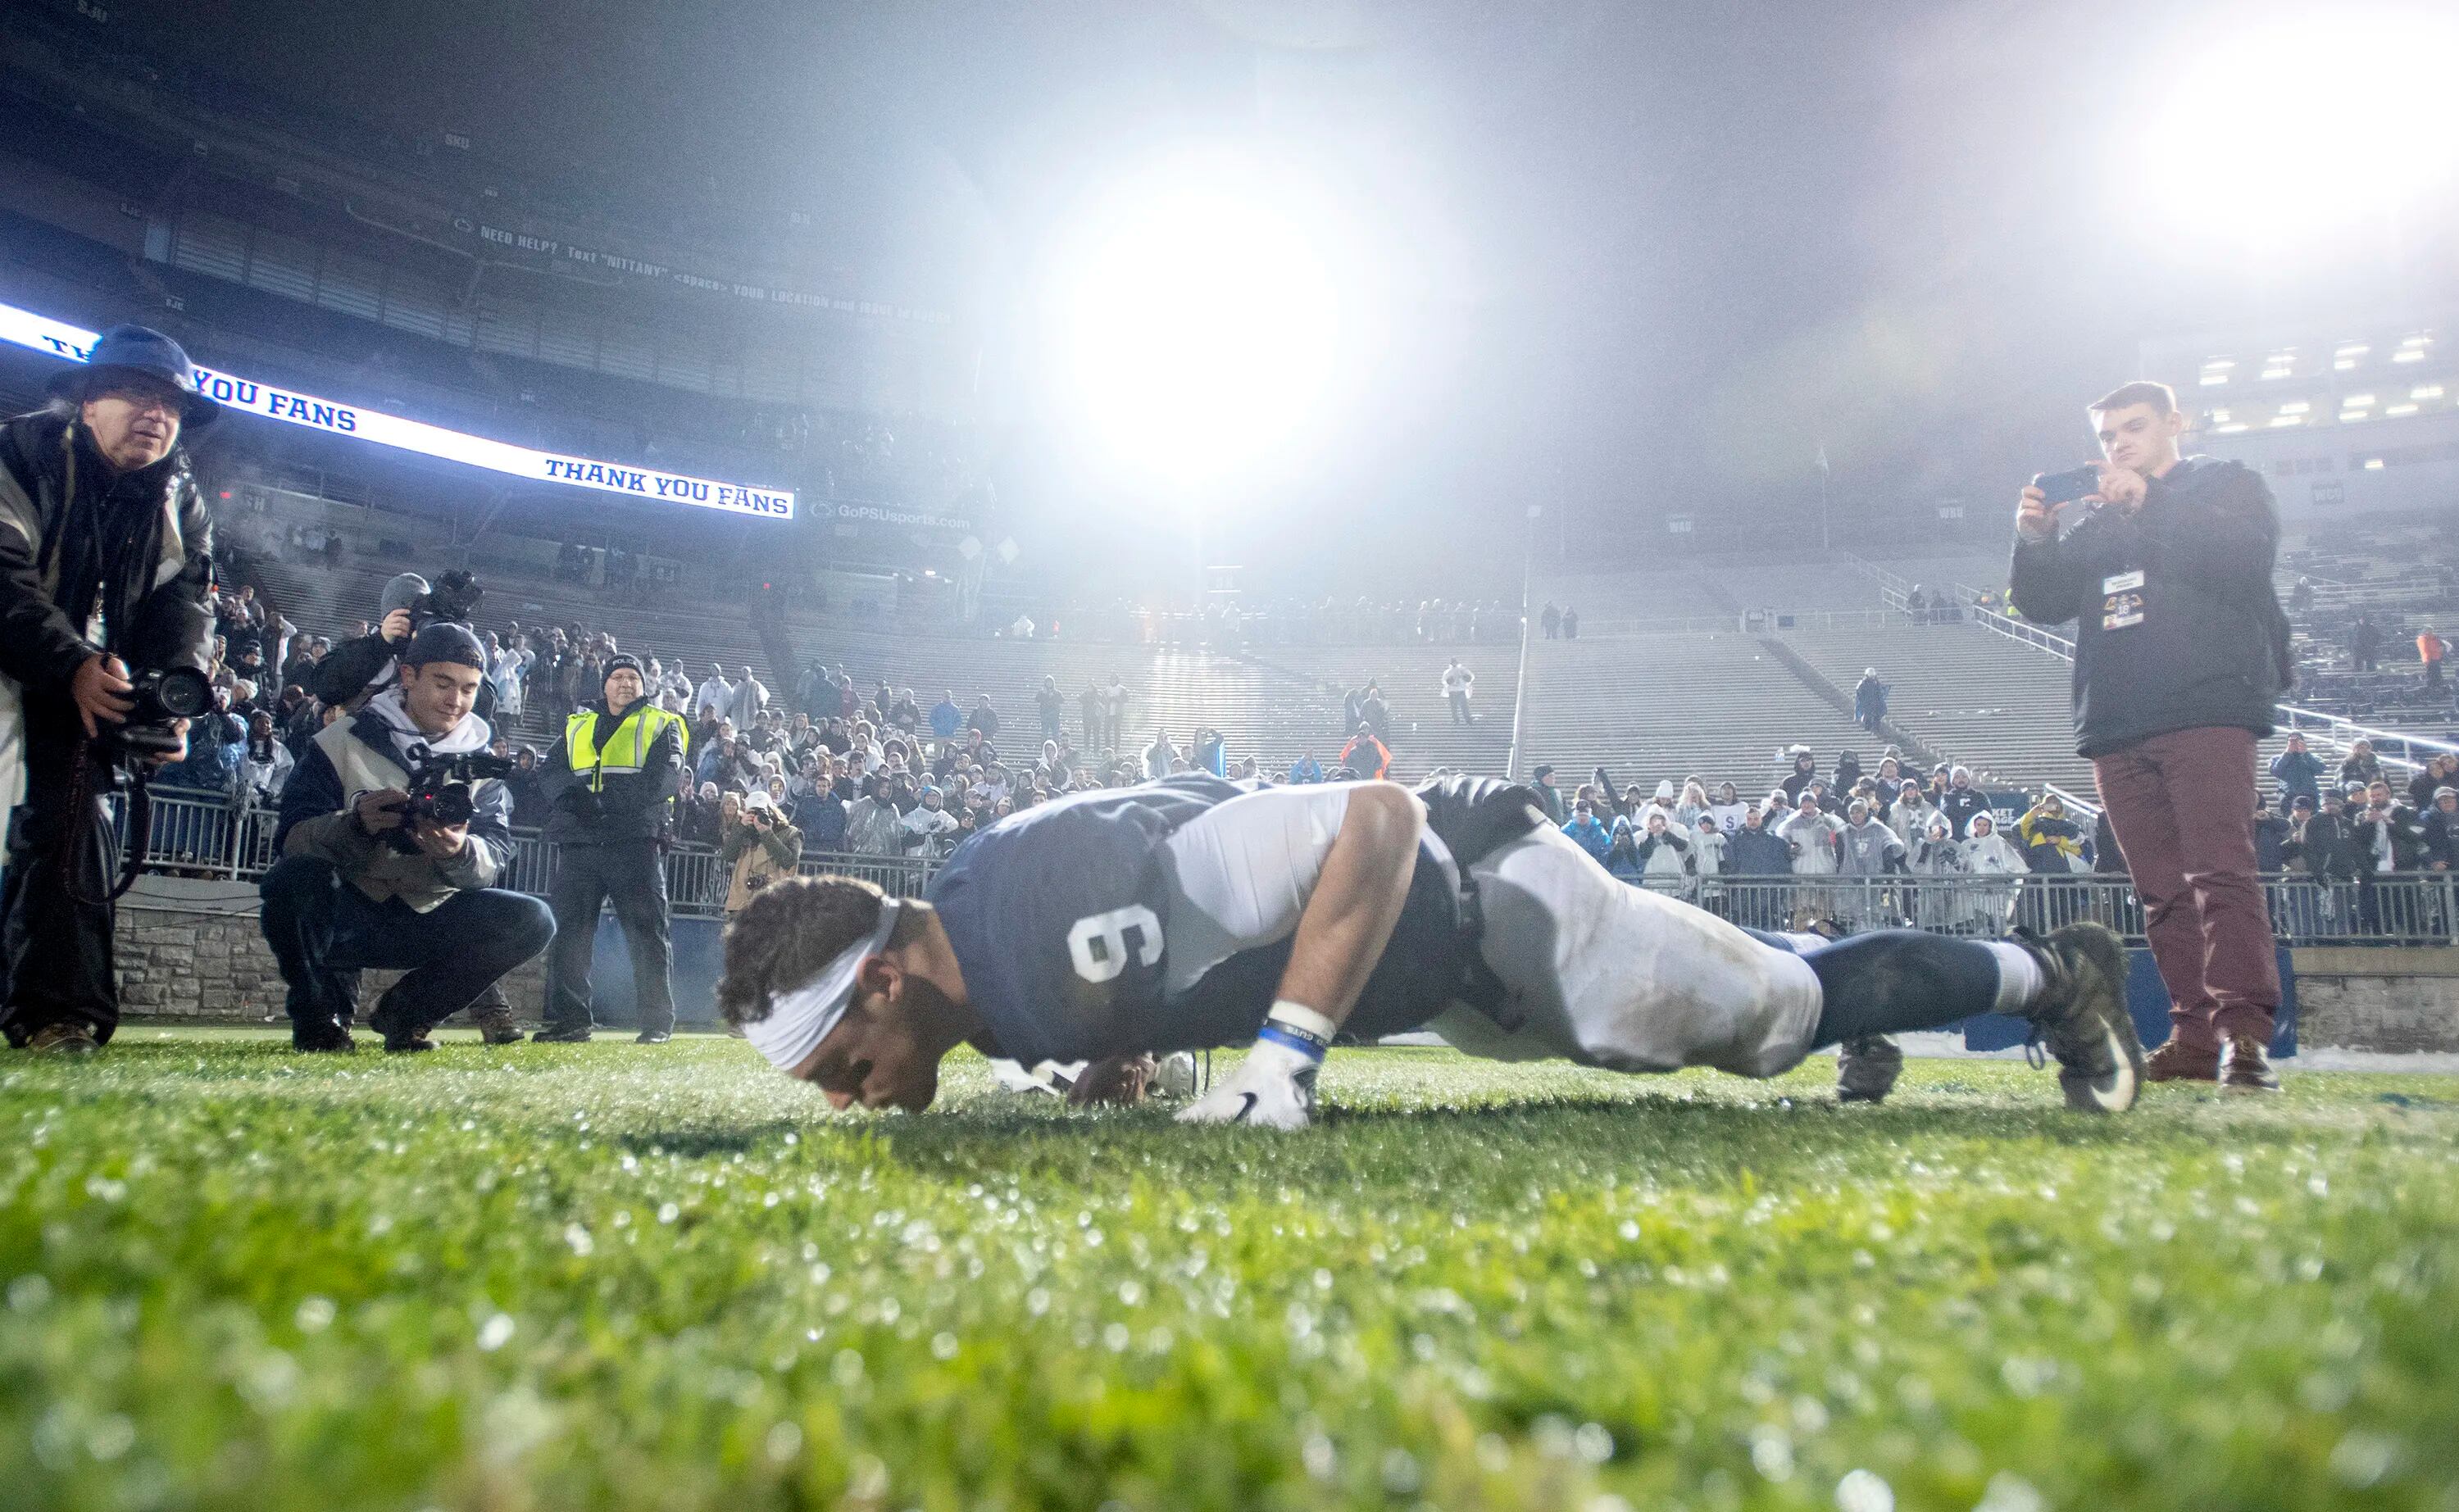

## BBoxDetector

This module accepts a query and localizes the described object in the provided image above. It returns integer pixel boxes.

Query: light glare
[1055,167,1341,487]
[2143,12,2459,263]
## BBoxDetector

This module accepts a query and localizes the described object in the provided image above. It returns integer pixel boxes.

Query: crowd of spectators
[1529,743,2115,935]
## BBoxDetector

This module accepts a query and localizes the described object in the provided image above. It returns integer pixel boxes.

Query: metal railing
[125,789,939,917]
[1568,608,1909,639]
[125,790,2459,947]
[1954,602,2459,775]
[1635,870,2459,947]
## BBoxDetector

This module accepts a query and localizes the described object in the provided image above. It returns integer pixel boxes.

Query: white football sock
[1983,941,2045,1015]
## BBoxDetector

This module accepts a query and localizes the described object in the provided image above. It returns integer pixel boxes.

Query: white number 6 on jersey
[1066,905,1163,983]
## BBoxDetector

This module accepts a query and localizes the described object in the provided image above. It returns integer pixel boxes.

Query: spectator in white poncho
[1960,813,2028,935]
[1689,813,1727,910]
[1778,789,1845,927]
[1909,816,1968,932]
[1889,779,1945,851]
[1630,810,1693,895]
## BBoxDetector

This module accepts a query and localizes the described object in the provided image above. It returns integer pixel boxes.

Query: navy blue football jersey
[925,775,1469,1065]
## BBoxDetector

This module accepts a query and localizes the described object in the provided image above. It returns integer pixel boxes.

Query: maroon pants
[2092,726,2280,1047]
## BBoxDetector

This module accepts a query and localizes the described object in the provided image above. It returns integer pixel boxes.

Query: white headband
[743,899,902,1074]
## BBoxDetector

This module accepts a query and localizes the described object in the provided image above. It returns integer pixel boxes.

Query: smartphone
[2032,465,2103,506]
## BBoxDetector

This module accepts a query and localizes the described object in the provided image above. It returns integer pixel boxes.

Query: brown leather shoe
[25,1022,101,1056]
[2144,1038,2219,1083]
[467,1000,525,1046]
[2218,1033,2281,1092]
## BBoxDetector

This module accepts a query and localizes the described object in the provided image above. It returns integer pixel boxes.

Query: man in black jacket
[0,326,219,1055]
[2010,379,2289,1091]
[1938,765,1990,838]
[535,655,689,1042]
[2348,779,2429,938]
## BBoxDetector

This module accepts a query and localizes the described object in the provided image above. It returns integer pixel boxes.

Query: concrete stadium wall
[115,877,551,1025]
[114,876,725,1030]
[2290,947,2459,1053]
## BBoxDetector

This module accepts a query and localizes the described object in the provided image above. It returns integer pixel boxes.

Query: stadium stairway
[1782,622,2096,795]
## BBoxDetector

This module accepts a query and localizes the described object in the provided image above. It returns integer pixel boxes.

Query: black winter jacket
[1939,787,1991,838]
[1725,825,1793,875]
[2008,456,2289,758]
[2280,812,2356,880]
[0,411,216,707]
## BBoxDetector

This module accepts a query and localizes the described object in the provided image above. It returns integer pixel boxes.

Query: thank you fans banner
[0,299,797,520]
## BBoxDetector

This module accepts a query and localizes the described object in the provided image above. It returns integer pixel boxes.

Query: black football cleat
[2018,923,2145,1113]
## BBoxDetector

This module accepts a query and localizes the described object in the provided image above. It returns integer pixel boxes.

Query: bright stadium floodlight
[2140,9,2459,266]
[1050,154,1343,488]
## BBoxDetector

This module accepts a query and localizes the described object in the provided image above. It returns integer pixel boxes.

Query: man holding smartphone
[2010,380,2293,1091]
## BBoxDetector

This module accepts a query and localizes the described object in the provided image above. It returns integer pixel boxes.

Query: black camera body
[385,751,515,853]
[97,665,215,765]
[2032,466,2104,506]
[411,570,484,629]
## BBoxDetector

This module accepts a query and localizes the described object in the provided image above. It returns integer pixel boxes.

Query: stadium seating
[1516,631,1879,797]
[769,626,1514,782]
[1780,624,2095,794]
[1220,642,1516,776]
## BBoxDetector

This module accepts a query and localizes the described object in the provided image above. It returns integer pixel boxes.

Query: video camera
[411,569,484,629]
[384,751,515,854]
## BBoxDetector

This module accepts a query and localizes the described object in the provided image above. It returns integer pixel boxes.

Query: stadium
[1,2,2456,1508]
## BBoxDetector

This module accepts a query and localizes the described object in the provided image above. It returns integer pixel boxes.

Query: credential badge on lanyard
[2101,569,2146,631]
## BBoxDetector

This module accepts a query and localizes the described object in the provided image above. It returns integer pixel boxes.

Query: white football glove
[1175,1037,1320,1129]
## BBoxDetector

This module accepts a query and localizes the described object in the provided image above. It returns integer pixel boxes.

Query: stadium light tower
[1049,152,1343,492]
[2137,8,2459,269]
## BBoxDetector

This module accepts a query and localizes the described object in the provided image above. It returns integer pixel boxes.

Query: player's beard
[874,974,959,1112]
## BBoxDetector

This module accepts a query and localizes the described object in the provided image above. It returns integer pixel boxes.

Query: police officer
[536,653,689,1042]
[0,326,219,1055]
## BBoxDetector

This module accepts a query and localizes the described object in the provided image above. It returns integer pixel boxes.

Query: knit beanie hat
[402,621,486,672]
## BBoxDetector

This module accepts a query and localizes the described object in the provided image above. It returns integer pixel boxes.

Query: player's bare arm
[1177,780,1425,1128]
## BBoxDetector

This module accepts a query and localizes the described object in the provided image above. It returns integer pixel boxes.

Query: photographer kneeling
[302,569,523,1047]
[261,623,552,1052]
[0,326,218,1055]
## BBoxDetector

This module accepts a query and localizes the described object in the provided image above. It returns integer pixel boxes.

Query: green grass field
[3,1033,2457,1512]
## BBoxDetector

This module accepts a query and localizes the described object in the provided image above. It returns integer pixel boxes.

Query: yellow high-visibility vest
[565,703,689,791]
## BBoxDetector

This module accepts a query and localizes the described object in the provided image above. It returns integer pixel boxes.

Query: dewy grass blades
[2,1033,2454,1511]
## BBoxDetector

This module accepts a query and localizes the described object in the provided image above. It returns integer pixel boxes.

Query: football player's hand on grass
[1175,1040,1317,1129]
[1067,1053,1155,1107]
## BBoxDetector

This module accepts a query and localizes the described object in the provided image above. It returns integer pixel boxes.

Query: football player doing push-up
[719,776,2144,1127]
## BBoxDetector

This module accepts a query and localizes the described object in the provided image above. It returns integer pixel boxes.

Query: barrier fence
[124,788,935,918]
[125,788,2459,946]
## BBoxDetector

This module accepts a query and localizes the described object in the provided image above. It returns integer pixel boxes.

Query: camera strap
[61,755,149,908]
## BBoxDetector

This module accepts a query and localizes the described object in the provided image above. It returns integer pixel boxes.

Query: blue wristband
[1255,1023,1328,1063]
